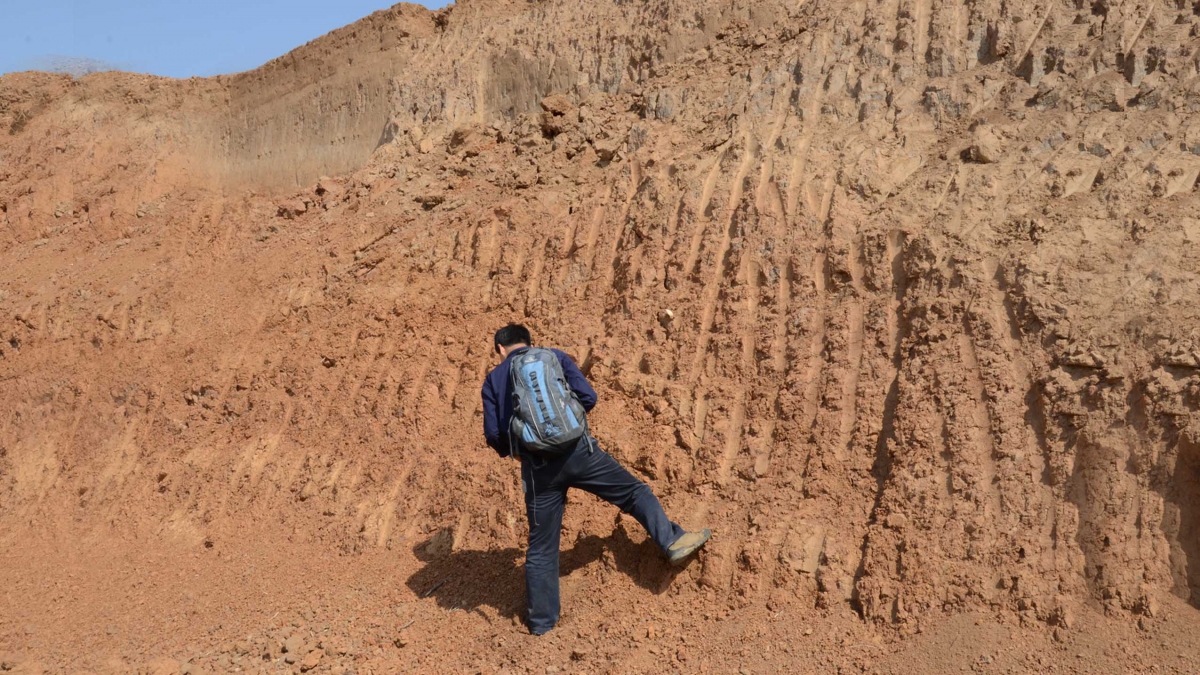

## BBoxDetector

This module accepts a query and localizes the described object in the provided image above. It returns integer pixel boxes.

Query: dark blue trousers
[520,438,684,634]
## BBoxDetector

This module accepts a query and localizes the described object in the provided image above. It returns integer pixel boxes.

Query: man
[481,324,711,635]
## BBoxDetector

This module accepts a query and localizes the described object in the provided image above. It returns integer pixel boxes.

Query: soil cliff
[2,0,1200,672]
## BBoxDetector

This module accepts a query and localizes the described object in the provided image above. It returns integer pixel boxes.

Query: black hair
[494,324,532,354]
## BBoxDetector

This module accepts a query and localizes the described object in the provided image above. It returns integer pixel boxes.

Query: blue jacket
[481,347,597,457]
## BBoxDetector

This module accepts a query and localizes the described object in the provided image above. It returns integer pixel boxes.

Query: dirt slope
[2,0,1200,672]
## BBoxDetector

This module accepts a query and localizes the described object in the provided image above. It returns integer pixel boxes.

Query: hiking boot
[666,529,711,565]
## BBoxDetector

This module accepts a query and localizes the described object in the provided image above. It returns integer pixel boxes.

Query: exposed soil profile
[2,0,1199,672]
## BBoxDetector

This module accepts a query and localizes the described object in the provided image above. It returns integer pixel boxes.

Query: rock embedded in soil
[300,649,323,671]
[283,634,306,655]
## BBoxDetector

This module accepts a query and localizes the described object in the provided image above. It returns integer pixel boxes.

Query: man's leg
[523,460,567,635]
[567,444,684,552]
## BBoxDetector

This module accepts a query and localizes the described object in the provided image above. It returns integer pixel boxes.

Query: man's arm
[481,376,510,457]
[555,350,598,412]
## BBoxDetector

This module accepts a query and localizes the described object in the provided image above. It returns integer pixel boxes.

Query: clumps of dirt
[0,74,63,136]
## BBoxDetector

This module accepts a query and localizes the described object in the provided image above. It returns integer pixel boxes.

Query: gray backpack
[508,347,589,456]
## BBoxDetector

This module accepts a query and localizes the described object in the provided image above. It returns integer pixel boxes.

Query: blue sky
[1,1,449,78]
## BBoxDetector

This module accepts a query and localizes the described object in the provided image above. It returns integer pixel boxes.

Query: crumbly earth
[1,0,1199,673]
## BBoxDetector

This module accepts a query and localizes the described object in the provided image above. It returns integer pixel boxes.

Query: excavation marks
[692,391,710,453]
[92,417,146,505]
[4,378,92,520]
[654,195,687,289]
[885,232,907,361]
[800,252,829,464]
[840,239,867,457]
[523,238,549,313]
[9,432,63,514]
[956,325,1003,525]
[717,254,762,485]
[374,460,412,548]
[738,83,807,479]
[474,214,504,306]
[952,0,969,72]
[231,404,293,496]
[785,133,817,221]
[859,0,902,67]
[365,349,405,429]
[753,256,796,481]
[982,260,1027,381]
[584,188,614,274]
[311,329,364,430]
[688,133,760,385]
[600,161,644,293]
[771,261,795,376]
[978,258,1065,575]
[1067,433,1139,602]
[915,0,932,68]
[717,397,747,487]
[329,336,396,436]
[717,165,820,593]
[868,230,908,483]
[211,302,274,419]
[683,146,731,279]
[853,231,908,579]
[755,89,795,225]
[798,172,841,474]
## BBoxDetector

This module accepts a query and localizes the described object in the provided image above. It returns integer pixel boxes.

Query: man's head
[494,324,532,359]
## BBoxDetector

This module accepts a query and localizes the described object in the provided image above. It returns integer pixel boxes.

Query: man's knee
[526,544,558,569]
[615,481,653,513]
[527,529,559,562]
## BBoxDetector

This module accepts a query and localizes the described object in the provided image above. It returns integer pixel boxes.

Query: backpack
[508,347,589,456]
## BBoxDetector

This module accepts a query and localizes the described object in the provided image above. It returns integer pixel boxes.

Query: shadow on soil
[1159,432,1200,608]
[406,526,687,624]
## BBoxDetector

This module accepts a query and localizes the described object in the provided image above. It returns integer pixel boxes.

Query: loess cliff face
[1,0,1199,670]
